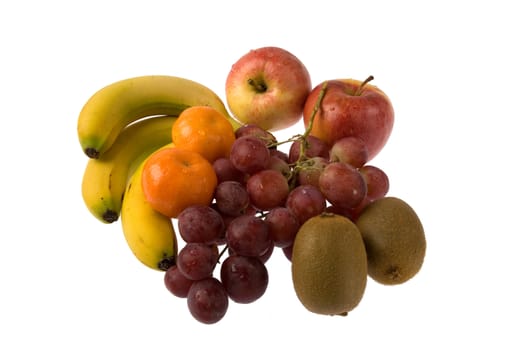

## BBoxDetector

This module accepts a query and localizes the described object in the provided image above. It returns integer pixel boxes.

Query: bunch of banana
[78,75,241,271]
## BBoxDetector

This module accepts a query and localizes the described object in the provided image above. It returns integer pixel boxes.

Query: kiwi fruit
[356,196,426,285]
[291,213,367,316]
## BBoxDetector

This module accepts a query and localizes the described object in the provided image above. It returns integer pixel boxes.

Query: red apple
[225,46,312,131]
[302,76,394,160]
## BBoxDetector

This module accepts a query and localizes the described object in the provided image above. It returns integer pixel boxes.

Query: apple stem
[354,75,374,96]
[247,78,268,93]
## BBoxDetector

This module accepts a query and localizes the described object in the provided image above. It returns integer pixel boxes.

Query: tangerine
[171,106,236,163]
[141,146,218,218]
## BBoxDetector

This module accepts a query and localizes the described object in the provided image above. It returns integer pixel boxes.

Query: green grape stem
[267,81,329,152]
[299,81,328,161]
[286,81,329,188]
[305,82,328,136]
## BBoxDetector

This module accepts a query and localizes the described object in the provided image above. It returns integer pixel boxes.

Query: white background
[1,0,524,348]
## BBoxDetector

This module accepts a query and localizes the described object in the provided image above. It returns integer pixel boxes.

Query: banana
[77,75,242,158]
[81,115,177,224]
[121,145,178,271]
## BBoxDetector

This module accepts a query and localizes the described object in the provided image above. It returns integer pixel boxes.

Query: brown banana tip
[158,256,176,271]
[85,147,100,159]
[102,210,119,223]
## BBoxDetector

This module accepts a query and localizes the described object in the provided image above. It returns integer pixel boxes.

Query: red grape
[359,165,390,201]
[220,255,269,304]
[230,136,270,175]
[234,124,277,148]
[177,205,225,244]
[187,277,228,324]
[269,148,290,163]
[246,169,289,211]
[214,180,250,217]
[286,184,327,224]
[213,157,246,183]
[265,206,300,248]
[177,243,219,281]
[267,155,292,179]
[226,214,271,257]
[318,162,367,209]
[329,136,369,168]
[289,135,329,163]
[297,156,328,188]
[164,265,194,298]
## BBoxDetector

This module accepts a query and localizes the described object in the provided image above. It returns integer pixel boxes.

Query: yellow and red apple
[303,77,394,160]
[225,46,312,131]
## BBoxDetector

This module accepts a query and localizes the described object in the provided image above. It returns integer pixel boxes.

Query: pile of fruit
[78,46,426,324]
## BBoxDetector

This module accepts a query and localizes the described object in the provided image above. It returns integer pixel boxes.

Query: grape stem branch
[299,81,328,160]
[217,244,229,264]
[285,81,328,188]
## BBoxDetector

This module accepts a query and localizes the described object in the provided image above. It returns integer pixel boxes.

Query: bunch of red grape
[163,124,390,324]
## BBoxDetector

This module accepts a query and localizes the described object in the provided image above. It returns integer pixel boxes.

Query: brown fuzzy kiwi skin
[291,213,368,316]
[356,197,426,285]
